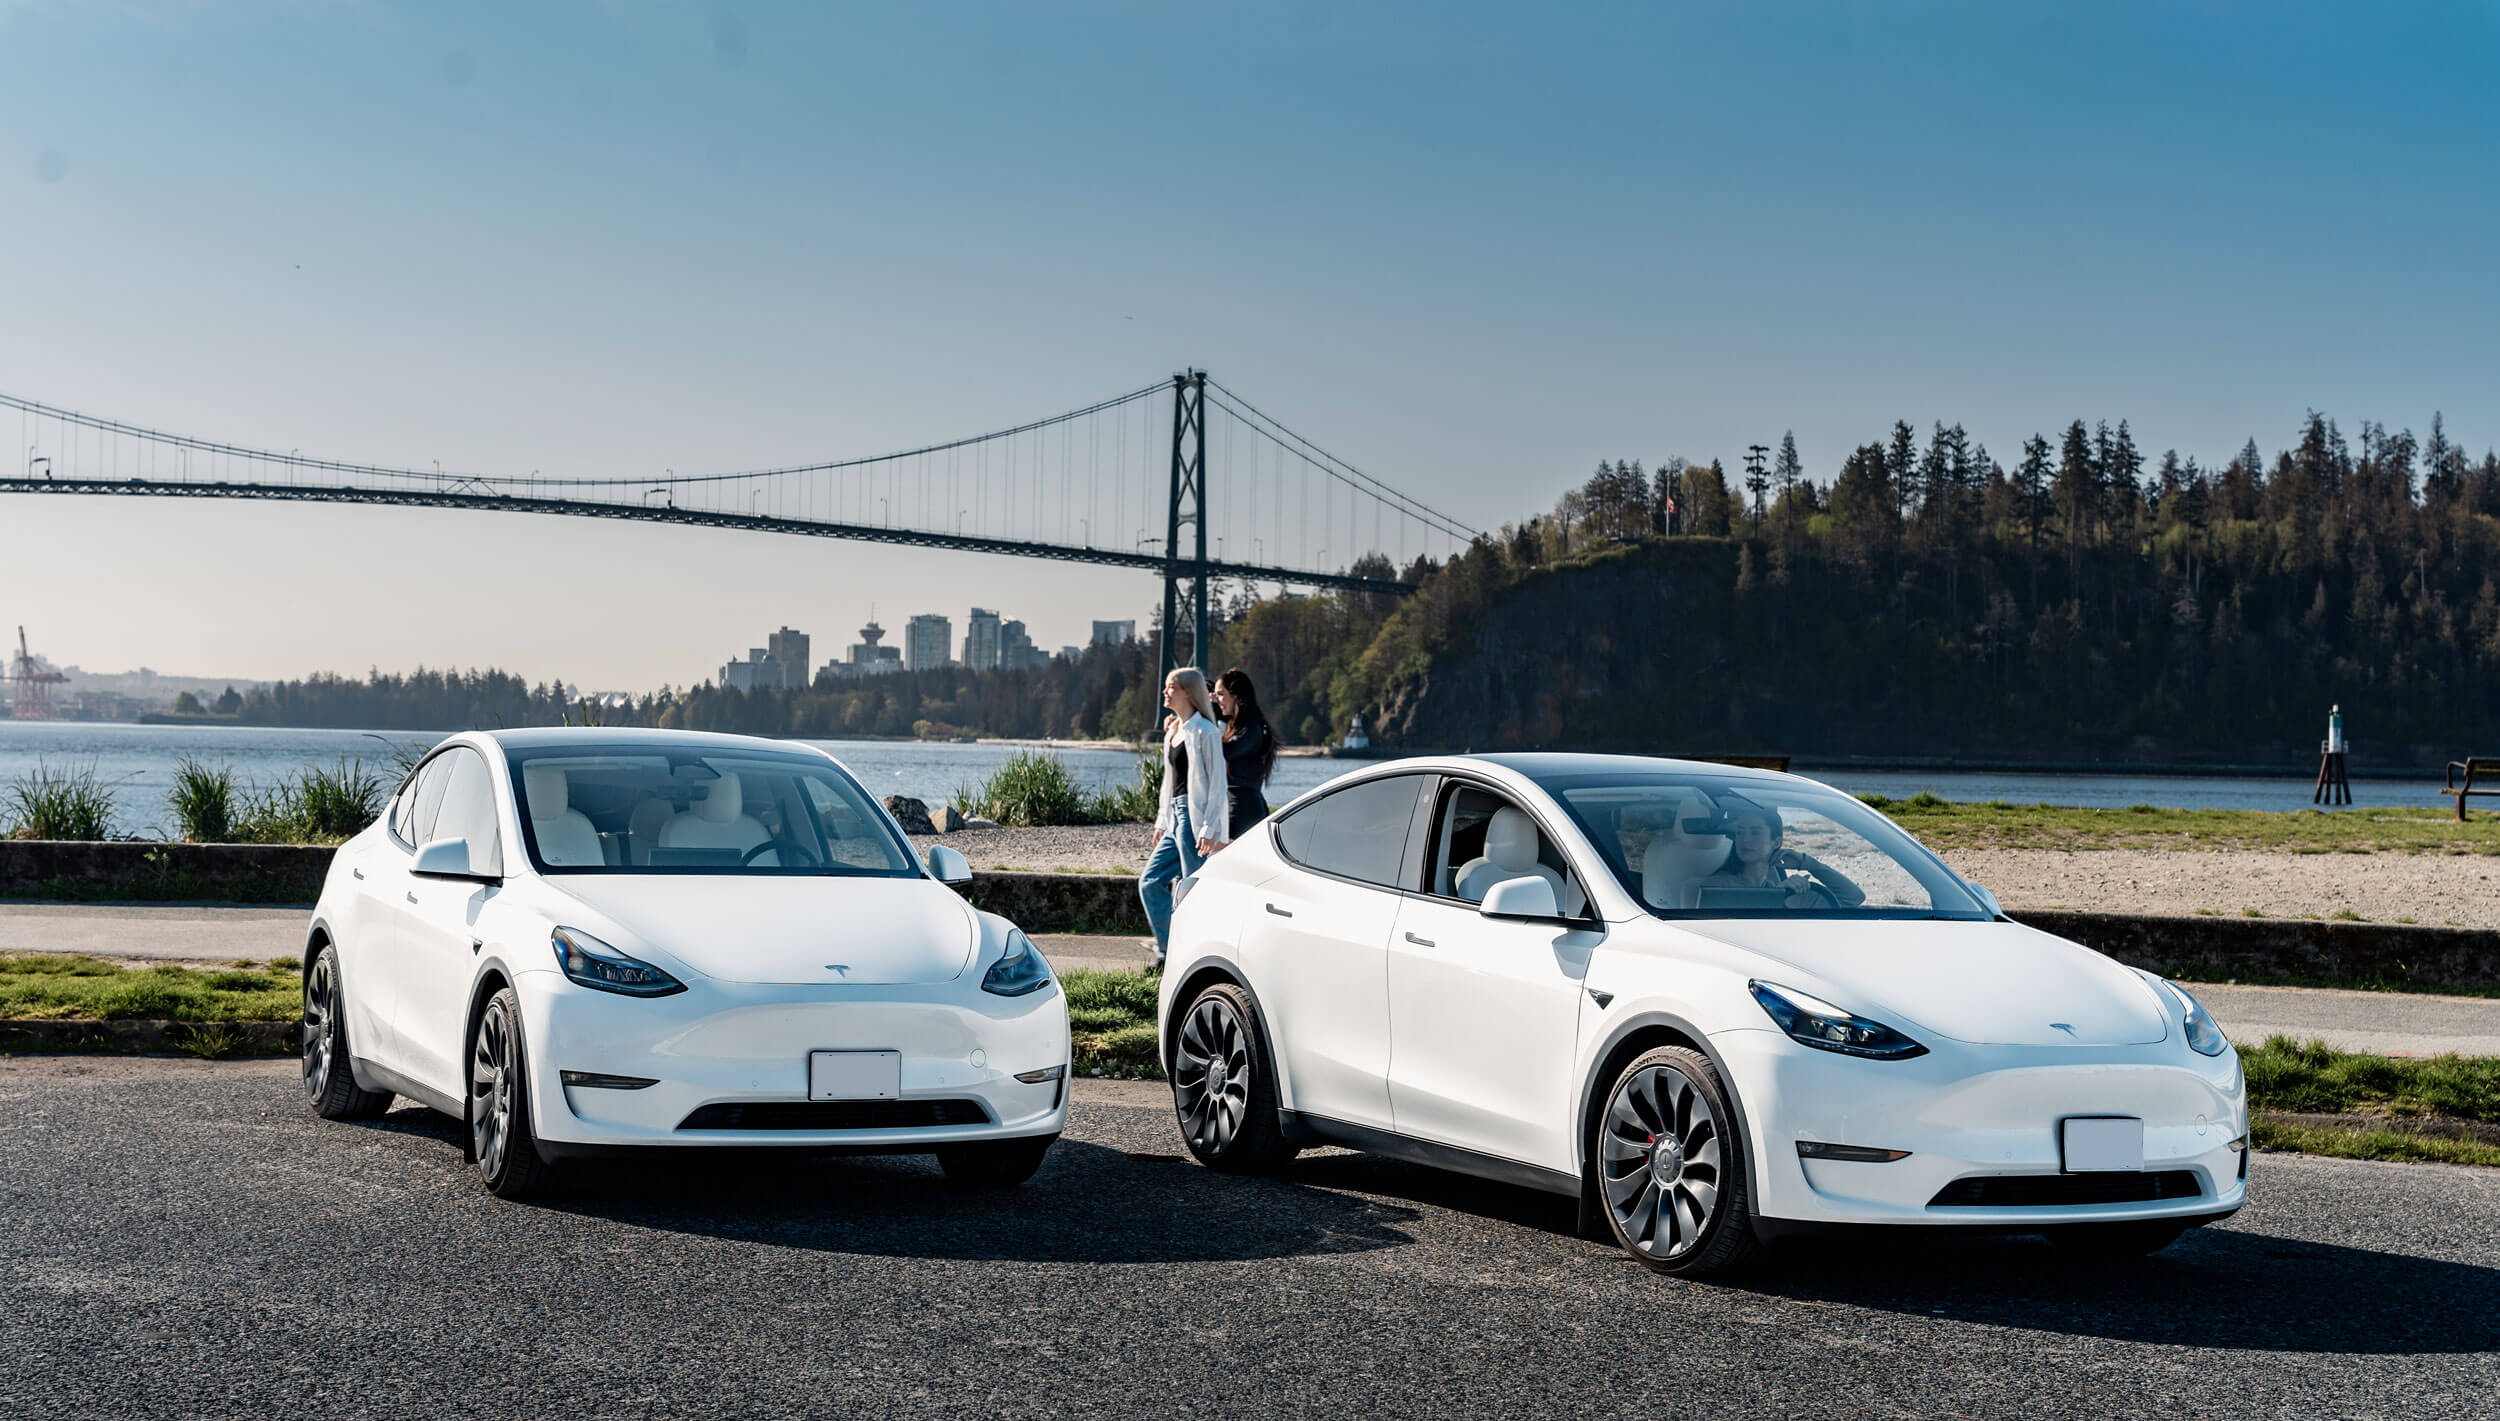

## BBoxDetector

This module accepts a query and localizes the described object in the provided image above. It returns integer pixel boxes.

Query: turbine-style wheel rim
[471,1003,514,1178]
[1173,997,1251,1154]
[1599,1064,1724,1259]
[302,953,335,1099]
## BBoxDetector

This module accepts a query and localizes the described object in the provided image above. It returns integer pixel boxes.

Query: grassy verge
[1061,966,1164,1079]
[0,953,302,1022]
[2241,1034,2500,1120]
[1857,793,2500,855]
[2250,1117,2500,1168]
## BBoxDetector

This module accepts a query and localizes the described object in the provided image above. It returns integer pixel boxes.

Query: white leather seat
[626,796,677,866]
[1641,792,1731,909]
[1453,806,1577,911]
[658,772,771,862]
[523,765,605,868]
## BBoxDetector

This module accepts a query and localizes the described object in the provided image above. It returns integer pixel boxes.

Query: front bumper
[518,968,1070,1152]
[1711,1027,2249,1228]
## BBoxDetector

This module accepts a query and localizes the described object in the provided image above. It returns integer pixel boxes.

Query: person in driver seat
[1709,798,1866,908]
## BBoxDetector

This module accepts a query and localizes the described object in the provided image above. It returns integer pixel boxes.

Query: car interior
[1430,783,1587,916]
[509,754,912,874]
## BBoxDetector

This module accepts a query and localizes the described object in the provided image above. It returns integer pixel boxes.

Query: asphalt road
[2,1059,2494,1419]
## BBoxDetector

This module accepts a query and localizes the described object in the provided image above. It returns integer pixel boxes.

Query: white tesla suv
[303,728,1069,1198]
[1157,754,2246,1276]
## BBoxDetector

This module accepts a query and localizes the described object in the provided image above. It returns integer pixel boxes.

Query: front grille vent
[677,1099,991,1131]
[1927,1170,2203,1208]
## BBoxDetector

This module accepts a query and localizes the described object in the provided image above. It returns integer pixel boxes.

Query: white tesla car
[1157,754,2246,1276]
[302,728,1068,1198]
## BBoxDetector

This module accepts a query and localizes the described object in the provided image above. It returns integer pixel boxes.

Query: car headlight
[981,928,1053,998]
[2164,979,2230,1057]
[1749,980,1927,1060]
[551,927,686,998]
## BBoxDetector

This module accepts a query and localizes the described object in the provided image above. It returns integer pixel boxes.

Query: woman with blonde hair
[1138,666,1228,964]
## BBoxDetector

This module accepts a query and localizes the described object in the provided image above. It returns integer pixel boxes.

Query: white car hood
[1677,917,2171,1047]
[543,874,975,986]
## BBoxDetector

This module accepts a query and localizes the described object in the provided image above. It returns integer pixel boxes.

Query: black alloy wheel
[1596,1045,1758,1276]
[1169,983,1294,1172]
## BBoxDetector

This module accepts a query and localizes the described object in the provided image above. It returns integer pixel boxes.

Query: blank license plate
[808,1050,901,1101]
[2061,1116,2145,1173]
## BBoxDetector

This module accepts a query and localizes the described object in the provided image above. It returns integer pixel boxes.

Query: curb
[0,1019,296,1056]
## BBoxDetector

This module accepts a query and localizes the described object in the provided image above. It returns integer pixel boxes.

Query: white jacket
[1154,712,1231,844]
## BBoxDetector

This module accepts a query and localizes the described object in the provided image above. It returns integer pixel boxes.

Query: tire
[1594,1045,1759,1277]
[1169,982,1297,1173]
[2045,1220,2193,1256]
[469,987,559,1200]
[936,1135,1058,1188]
[303,944,392,1121]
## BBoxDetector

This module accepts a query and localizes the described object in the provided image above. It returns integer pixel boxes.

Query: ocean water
[0,720,2447,839]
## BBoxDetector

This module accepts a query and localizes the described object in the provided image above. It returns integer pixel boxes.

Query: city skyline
[6,3,2498,687]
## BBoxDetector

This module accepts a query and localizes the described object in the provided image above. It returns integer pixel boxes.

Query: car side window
[431,748,504,877]
[1430,781,1586,915]
[396,755,455,850]
[1272,774,1425,889]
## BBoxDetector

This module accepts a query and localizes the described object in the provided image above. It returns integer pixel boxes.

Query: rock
[884,796,936,835]
[964,816,1003,831]
[930,804,966,833]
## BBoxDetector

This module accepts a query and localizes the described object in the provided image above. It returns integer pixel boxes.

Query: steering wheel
[1785,883,1838,909]
[741,835,823,868]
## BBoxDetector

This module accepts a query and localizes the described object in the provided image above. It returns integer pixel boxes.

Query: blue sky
[5,1,2496,687]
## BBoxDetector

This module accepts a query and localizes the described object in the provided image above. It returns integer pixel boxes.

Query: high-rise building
[839,617,903,676]
[1090,619,1137,647]
[964,608,1002,672]
[1059,646,1081,663]
[999,618,1047,672]
[766,626,810,686]
[719,648,787,692]
[904,614,953,671]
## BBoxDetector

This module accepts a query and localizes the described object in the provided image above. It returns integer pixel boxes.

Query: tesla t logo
[2050,1022,2077,1036]
[823,964,851,977]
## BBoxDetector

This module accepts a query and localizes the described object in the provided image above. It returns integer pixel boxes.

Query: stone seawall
[2,841,2493,990]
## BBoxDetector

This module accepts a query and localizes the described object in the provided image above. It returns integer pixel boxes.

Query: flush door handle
[405,892,419,903]
[1264,903,1293,918]
[1404,931,1435,948]
[351,867,364,880]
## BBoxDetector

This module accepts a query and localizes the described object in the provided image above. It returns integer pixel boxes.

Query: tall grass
[169,757,239,842]
[950,750,1163,827]
[4,760,118,840]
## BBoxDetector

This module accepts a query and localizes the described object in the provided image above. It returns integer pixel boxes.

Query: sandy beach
[910,825,2500,929]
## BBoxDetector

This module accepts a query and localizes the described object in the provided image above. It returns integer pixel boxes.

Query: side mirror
[412,836,494,882]
[1480,875,1562,921]
[926,843,974,887]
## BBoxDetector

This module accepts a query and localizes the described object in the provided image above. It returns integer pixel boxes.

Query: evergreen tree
[1774,432,1803,502]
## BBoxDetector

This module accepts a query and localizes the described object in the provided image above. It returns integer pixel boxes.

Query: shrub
[1082,751,1163,825]
[232,758,389,844]
[5,761,116,840]
[169,757,240,842]
[953,751,1161,826]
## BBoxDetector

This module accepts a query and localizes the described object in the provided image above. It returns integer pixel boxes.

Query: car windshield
[1534,770,1987,920]
[505,747,918,878]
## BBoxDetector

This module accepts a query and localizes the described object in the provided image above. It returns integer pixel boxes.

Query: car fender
[1157,951,1292,1109]
[1573,1002,1766,1216]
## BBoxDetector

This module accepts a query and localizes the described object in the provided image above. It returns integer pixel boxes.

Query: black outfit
[1220,723,1273,839]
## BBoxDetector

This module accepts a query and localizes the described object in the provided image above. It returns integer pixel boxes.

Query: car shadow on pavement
[1729,1225,2500,1355]
[462,1138,1419,1266]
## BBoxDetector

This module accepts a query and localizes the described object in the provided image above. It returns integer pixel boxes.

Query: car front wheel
[1596,1045,1758,1277]
[470,987,558,1200]
[1170,982,1296,1173]
[303,944,392,1120]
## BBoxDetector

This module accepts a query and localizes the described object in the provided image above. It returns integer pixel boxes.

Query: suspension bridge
[0,372,1479,674]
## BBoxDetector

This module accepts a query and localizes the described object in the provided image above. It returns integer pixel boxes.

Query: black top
[1167,735,1188,783]
[1221,723,1273,836]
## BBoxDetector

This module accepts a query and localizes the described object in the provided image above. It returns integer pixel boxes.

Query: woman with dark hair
[1209,667,1278,844]
[1711,798,1866,907]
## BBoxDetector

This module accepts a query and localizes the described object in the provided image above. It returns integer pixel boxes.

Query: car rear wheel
[470,988,558,1200]
[303,945,392,1121]
[1170,983,1296,1173]
[1596,1046,1758,1277]
[936,1135,1057,1188]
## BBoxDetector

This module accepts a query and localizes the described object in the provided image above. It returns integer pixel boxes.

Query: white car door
[353,753,455,1076]
[1243,774,1430,1132]
[1386,781,1596,1174]
[393,746,506,1098]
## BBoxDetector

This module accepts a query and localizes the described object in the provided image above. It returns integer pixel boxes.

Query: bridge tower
[1160,369,1210,679]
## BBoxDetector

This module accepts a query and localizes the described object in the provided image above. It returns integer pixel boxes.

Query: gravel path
[913,826,2500,930]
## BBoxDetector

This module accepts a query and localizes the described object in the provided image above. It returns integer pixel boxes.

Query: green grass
[1060,966,1163,1077]
[0,953,301,1022]
[1853,794,2500,855]
[2251,1117,2500,1168]
[2242,1034,2500,1122]
[5,761,118,840]
[951,750,1160,828]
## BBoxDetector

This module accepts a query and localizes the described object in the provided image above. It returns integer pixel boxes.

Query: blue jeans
[1138,798,1205,963]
